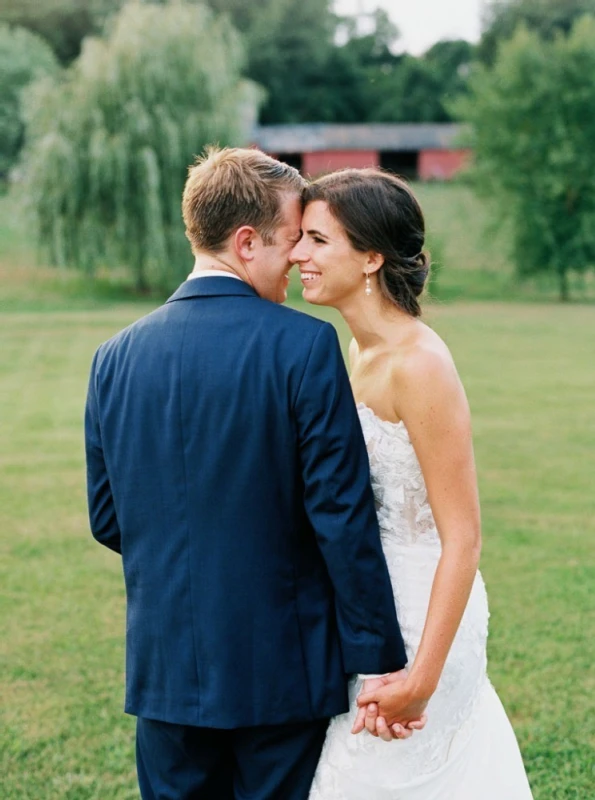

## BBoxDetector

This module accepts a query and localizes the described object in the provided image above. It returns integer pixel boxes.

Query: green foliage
[204,0,474,124]
[456,17,595,300]
[205,0,272,33]
[0,0,123,63]
[0,24,59,179]
[0,0,477,124]
[364,40,475,123]
[20,1,260,291]
[334,9,403,122]
[230,0,343,124]
[0,1,223,64]
[479,0,595,63]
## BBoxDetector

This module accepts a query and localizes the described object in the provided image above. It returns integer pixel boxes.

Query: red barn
[252,123,470,180]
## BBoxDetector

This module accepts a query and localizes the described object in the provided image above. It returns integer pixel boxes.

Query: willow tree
[21,1,260,291]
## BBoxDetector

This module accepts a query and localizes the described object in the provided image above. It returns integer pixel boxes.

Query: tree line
[2,0,595,298]
[0,0,475,126]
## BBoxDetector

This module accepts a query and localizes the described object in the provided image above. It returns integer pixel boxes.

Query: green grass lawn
[1,297,593,798]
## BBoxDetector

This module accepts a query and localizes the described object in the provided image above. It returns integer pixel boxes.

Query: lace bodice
[357,403,440,548]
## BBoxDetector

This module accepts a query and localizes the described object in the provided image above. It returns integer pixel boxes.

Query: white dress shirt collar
[186,269,243,282]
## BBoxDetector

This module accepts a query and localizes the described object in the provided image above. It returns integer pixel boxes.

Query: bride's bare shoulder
[388,323,466,420]
[391,321,454,373]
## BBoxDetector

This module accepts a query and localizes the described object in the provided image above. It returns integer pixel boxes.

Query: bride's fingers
[351,705,367,734]
[364,702,379,736]
[407,714,428,731]
[375,716,393,742]
[392,723,413,740]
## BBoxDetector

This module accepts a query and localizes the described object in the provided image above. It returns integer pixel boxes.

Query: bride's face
[290,201,372,308]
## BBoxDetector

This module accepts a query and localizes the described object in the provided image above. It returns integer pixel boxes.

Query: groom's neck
[190,251,245,280]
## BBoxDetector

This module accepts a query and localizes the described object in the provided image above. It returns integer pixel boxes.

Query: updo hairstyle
[303,169,430,317]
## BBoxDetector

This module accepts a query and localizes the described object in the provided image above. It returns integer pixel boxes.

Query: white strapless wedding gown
[309,404,533,800]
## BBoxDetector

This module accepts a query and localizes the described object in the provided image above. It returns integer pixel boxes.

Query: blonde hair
[182,146,305,253]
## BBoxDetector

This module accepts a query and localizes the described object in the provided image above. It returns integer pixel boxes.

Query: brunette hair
[182,146,305,253]
[303,169,429,316]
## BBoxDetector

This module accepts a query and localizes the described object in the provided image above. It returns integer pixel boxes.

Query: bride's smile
[291,200,383,309]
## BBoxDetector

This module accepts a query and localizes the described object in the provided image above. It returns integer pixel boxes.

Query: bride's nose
[290,238,308,263]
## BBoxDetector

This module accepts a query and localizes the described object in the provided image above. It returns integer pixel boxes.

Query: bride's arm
[357,345,482,731]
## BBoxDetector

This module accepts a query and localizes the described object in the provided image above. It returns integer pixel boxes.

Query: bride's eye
[312,236,326,244]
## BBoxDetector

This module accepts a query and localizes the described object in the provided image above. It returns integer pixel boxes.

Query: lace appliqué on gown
[309,404,533,800]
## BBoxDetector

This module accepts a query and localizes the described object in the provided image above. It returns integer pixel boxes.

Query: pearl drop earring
[365,271,372,296]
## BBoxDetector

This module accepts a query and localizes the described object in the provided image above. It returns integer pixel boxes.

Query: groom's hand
[351,676,388,737]
[355,672,429,740]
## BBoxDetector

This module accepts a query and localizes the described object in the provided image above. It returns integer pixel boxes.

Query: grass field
[1,187,594,797]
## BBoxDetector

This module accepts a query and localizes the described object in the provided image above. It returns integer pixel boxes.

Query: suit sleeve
[295,323,407,674]
[85,349,122,554]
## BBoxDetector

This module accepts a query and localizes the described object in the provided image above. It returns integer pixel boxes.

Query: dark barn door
[380,151,419,179]
[277,153,303,173]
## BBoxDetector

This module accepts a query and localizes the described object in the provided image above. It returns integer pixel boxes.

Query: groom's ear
[234,226,259,262]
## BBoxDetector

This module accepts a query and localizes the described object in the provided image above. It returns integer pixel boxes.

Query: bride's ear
[365,251,384,275]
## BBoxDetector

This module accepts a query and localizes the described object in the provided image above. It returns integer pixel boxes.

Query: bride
[290,169,533,799]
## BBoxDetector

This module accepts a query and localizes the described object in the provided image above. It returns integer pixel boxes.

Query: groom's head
[182,146,305,303]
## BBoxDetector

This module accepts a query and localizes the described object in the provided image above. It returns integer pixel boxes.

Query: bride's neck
[338,292,413,352]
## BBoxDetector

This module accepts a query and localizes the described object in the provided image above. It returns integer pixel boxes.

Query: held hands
[351,670,429,742]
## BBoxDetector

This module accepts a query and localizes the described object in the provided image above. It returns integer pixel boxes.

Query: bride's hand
[352,671,425,741]
[356,674,430,738]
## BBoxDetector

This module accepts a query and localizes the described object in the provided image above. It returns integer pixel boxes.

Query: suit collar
[166,277,260,303]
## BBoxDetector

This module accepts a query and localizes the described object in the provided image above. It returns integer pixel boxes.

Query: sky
[334,0,485,55]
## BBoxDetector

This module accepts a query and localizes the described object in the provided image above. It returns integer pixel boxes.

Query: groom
[85,147,408,799]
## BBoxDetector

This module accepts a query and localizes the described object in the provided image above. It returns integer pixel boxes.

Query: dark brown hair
[182,146,305,253]
[304,168,429,316]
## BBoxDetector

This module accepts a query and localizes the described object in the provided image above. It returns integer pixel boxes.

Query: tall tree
[457,17,595,300]
[21,1,260,291]
[237,0,341,123]
[338,6,401,69]
[479,0,595,63]
[0,0,122,63]
[0,0,214,63]
[203,0,262,33]
[204,0,372,123]
[0,24,59,178]
[363,39,475,123]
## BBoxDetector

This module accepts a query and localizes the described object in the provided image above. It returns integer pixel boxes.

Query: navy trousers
[136,716,329,800]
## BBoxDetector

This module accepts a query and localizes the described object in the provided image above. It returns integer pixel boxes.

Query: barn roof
[252,123,466,153]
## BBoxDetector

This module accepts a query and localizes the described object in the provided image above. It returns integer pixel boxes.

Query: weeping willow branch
[21,1,262,291]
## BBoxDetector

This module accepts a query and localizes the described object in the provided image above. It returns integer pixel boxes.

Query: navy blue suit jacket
[85,277,406,728]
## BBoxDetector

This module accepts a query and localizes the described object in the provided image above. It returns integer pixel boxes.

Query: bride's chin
[302,287,326,306]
